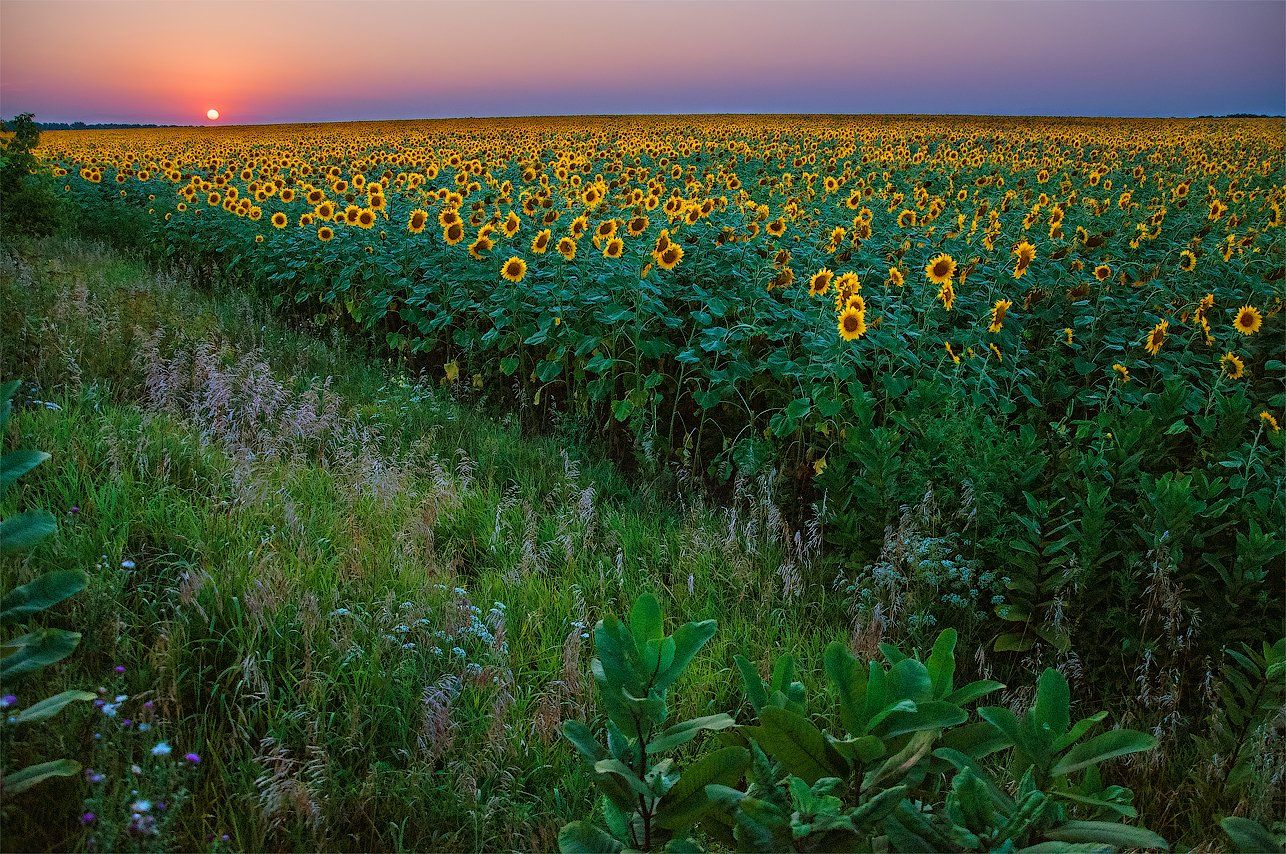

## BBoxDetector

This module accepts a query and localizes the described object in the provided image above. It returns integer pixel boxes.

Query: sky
[2,0,1283,125]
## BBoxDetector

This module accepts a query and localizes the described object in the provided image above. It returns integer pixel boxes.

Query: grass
[1,237,850,851]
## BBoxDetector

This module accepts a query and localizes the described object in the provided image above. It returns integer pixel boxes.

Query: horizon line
[25,109,1286,129]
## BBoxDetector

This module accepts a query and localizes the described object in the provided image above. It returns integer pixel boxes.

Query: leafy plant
[565,595,1168,852]
[0,379,91,795]
[559,593,745,852]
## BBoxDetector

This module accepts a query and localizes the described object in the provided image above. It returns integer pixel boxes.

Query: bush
[0,114,64,237]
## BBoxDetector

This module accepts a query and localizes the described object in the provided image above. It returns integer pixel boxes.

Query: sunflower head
[501,256,528,283]
[1220,352,1246,379]
[1144,320,1169,355]
[925,253,957,286]
[837,307,866,342]
[1235,305,1263,335]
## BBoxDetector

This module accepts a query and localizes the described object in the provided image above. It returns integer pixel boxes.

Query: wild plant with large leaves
[0,380,92,796]
[560,593,745,852]
[563,595,1168,852]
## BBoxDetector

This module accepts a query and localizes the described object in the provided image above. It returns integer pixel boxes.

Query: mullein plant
[1,380,93,795]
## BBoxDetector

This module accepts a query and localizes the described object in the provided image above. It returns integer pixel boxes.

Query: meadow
[1,114,1282,851]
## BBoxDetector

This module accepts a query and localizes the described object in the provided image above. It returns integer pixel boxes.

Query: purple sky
[2,0,1283,124]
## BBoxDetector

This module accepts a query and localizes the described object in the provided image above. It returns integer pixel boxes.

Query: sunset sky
[2,0,1283,125]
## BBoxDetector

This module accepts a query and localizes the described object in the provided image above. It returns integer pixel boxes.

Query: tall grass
[1,237,839,851]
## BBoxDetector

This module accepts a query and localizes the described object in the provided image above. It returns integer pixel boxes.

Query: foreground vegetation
[1,113,1283,851]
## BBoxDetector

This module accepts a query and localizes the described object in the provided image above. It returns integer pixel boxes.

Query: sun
[206,108,219,121]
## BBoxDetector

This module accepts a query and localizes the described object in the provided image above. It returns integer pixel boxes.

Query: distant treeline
[26,121,171,130]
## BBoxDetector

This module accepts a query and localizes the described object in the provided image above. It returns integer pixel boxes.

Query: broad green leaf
[944,679,1005,707]
[654,745,750,833]
[2,758,81,795]
[593,759,653,797]
[0,510,57,554]
[824,641,869,735]
[13,689,95,723]
[1,628,81,679]
[1051,730,1157,777]
[1033,668,1071,739]
[879,700,967,738]
[1044,820,1168,850]
[1,570,86,624]
[653,619,716,693]
[629,593,664,650]
[926,628,957,698]
[750,706,844,784]
[1220,817,1279,853]
[557,820,625,853]
[735,655,769,714]
[563,720,606,764]
[0,450,49,494]
[647,713,736,754]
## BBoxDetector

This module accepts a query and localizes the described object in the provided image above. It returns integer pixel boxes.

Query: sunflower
[270,211,288,229]
[1113,363,1130,383]
[887,267,905,287]
[1012,241,1036,279]
[407,209,428,234]
[317,225,334,242]
[1144,320,1169,356]
[837,306,866,341]
[944,341,960,364]
[557,236,577,260]
[468,235,494,260]
[531,229,551,254]
[1093,264,1112,281]
[1220,352,1245,379]
[1178,250,1196,272]
[315,201,336,220]
[602,237,624,259]
[356,208,376,229]
[1261,411,1281,432]
[501,256,527,283]
[925,253,956,286]
[655,243,684,270]
[937,280,955,311]
[1234,305,1262,335]
[808,267,834,297]
[443,221,465,245]
[988,299,1013,333]
[766,218,786,237]
[438,208,461,228]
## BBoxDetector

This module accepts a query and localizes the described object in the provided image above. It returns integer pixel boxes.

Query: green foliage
[0,115,63,237]
[0,379,90,797]
[560,593,744,851]
[566,596,1168,852]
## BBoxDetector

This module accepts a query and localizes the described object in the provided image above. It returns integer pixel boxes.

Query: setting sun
[206,107,219,120]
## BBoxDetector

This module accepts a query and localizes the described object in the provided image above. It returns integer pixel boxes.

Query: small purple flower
[86,770,105,784]
[69,505,80,515]
[122,719,133,728]
[142,700,154,711]
[93,699,105,708]
[0,695,16,708]
[183,752,201,764]
[114,665,126,674]
[80,812,96,825]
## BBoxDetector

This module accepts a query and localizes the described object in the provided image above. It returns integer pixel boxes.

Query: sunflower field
[8,114,1285,848]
